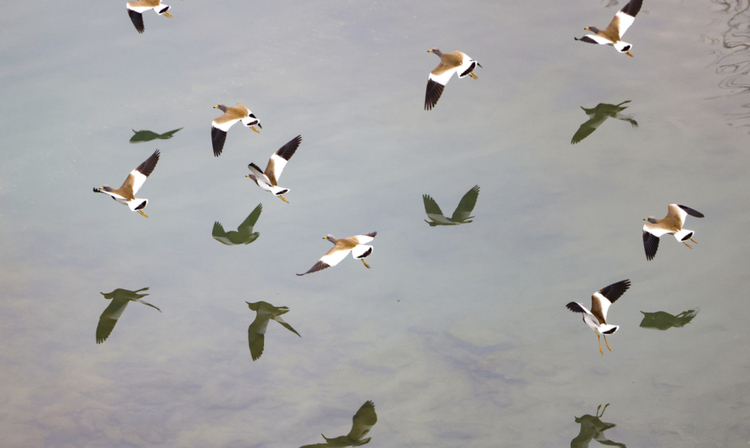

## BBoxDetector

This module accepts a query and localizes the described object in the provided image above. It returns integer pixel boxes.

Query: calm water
[2,0,750,447]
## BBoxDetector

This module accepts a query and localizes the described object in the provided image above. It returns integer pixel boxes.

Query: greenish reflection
[571,404,626,448]
[129,127,183,143]
[246,301,301,361]
[96,287,161,344]
[300,401,377,447]
[571,101,637,144]
[639,308,699,330]
[422,185,480,226]
[212,204,263,246]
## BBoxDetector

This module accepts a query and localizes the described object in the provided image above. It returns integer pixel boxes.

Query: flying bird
[212,204,263,246]
[574,0,643,57]
[126,0,172,34]
[300,401,378,447]
[93,149,160,217]
[566,279,630,355]
[96,287,161,344]
[422,185,480,226]
[211,103,261,157]
[643,204,704,260]
[246,301,301,361]
[424,48,482,110]
[246,135,302,203]
[297,232,377,276]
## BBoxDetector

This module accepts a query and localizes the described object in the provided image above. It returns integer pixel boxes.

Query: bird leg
[165,12,173,17]
[626,52,634,57]
[597,334,603,355]
[277,195,289,204]
[469,73,478,79]
[690,237,698,244]
[603,334,612,352]
[683,241,693,249]
[361,259,371,269]
[597,403,610,417]
[251,127,260,133]
[137,210,149,218]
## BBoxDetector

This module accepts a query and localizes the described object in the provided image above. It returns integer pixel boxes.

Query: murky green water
[1,0,749,446]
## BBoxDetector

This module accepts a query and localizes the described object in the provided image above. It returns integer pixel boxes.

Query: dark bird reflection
[129,128,182,143]
[246,301,300,361]
[571,404,626,448]
[640,308,699,330]
[212,203,263,246]
[301,401,378,447]
[96,287,161,344]
[422,185,480,226]
[571,101,637,144]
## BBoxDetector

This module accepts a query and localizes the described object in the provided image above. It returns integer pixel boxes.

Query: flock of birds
[89,0,707,444]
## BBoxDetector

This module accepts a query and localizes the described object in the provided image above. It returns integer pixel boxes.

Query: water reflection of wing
[237,203,263,238]
[247,313,270,361]
[571,108,608,144]
[422,194,448,223]
[347,401,377,442]
[571,404,625,448]
[451,185,479,223]
[212,221,233,245]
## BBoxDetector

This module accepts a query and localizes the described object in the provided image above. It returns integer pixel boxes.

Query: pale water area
[1,0,750,447]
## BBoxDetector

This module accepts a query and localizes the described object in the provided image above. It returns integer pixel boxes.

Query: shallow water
[1,0,750,447]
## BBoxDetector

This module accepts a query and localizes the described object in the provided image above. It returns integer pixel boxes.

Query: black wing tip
[211,127,226,157]
[622,0,643,18]
[424,79,445,110]
[128,9,145,33]
[366,231,377,237]
[677,205,705,218]
[276,135,302,160]
[297,261,330,276]
[566,302,584,313]
[643,231,659,261]
[599,280,631,303]
[575,36,598,45]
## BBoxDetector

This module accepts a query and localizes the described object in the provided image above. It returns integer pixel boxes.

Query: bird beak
[643,218,648,221]
[278,195,289,204]
[245,174,251,178]
[584,27,591,30]
[626,52,634,57]
[137,210,149,218]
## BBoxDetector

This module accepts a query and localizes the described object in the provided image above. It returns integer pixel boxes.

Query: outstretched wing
[643,229,660,260]
[265,135,301,185]
[451,185,480,222]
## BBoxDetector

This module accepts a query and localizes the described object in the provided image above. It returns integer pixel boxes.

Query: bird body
[642,204,704,260]
[126,0,172,34]
[301,401,377,448]
[297,232,377,276]
[575,0,643,57]
[93,150,160,217]
[566,279,630,354]
[424,48,482,110]
[211,103,261,157]
[246,135,302,203]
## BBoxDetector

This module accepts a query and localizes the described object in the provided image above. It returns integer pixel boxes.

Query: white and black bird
[566,279,630,355]
[211,103,261,157]
[297,232,377,276]
[246,301,301,361]
[96,287,161,344]
[126,0,172,34]
[424,48,482,110]
[246,135,301,203]
[301,401,378,448]
[575,0,643,57]
[643,204,704,261]
[93,150,160,217]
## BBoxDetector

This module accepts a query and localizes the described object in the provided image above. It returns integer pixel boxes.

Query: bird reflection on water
[422,185,480,226]
[570,101,637,144]
[639,308,699,330]
[96,287,161,344]
[246,301,301,361]
[300,401,377,447]
[571,403,626,448]
[129,128,182,143]
[212,204,263,246]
